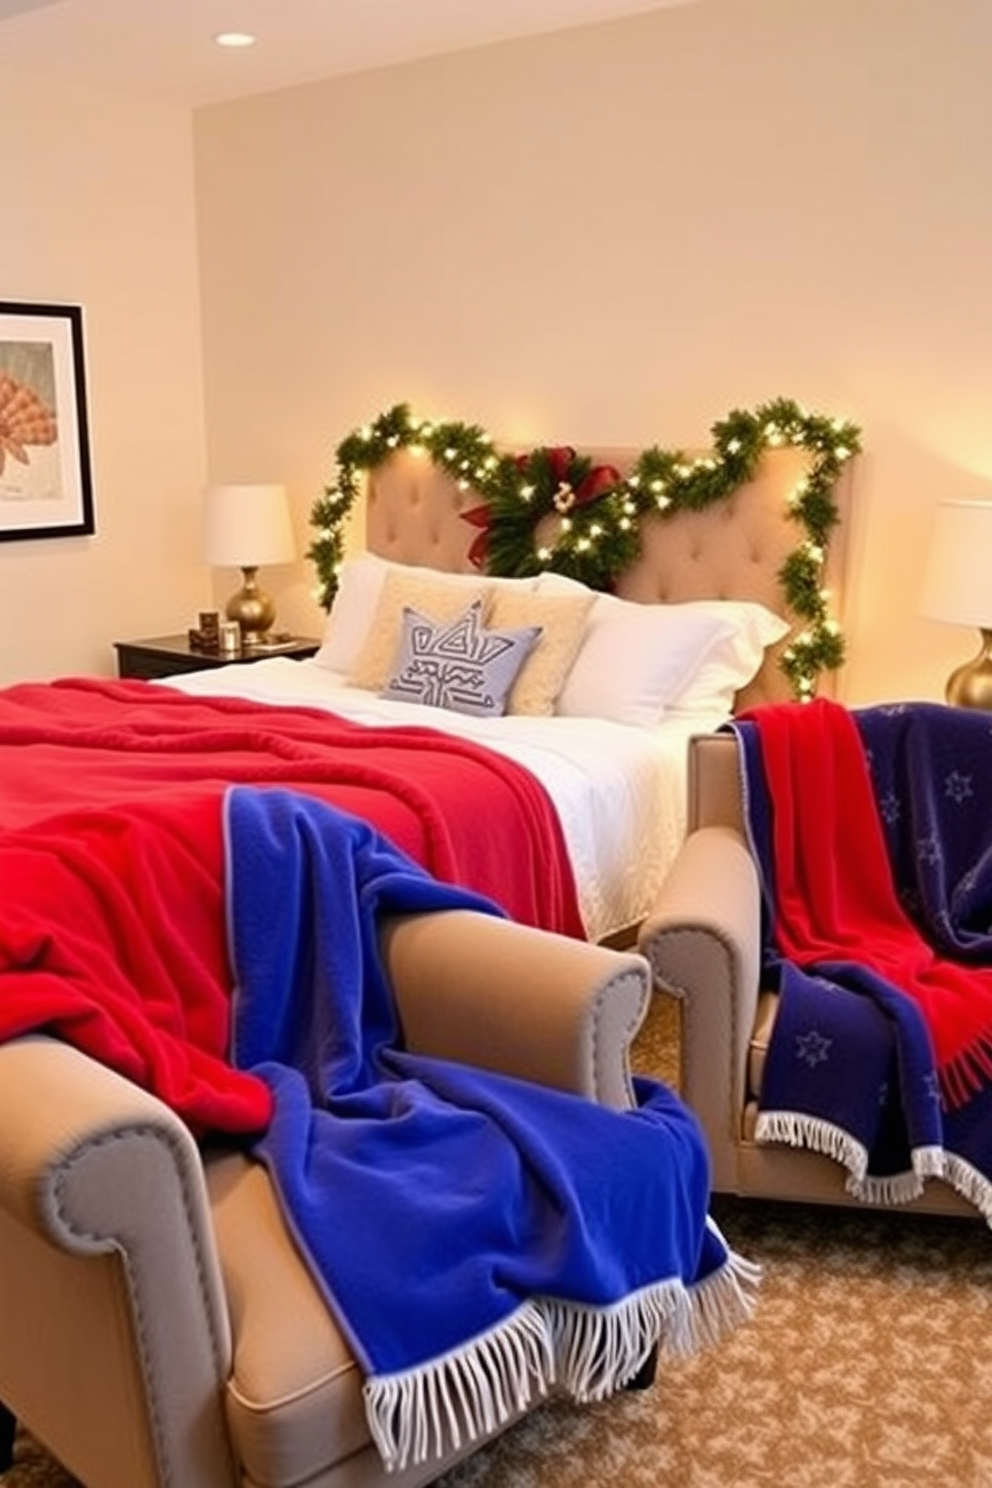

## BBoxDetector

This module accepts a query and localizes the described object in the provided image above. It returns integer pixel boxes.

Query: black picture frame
[0,300,95,541]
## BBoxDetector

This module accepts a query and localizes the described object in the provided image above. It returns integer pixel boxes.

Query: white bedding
[162,657,719,942]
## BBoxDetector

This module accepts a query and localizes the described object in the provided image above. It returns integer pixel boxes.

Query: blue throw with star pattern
[731,699,992,1220]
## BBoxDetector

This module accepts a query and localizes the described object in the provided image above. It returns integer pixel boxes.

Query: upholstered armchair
[0,910,651,1488]
[638,731,974,1220]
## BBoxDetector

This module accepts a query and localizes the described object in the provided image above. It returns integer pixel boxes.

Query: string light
[307,396,861,698]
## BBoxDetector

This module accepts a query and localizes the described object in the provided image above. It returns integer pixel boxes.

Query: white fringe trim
[755,1109,869,1183]
[944,1152,992,1225]
[364,1301,552,1473]
[693,1219,764,1352]
[756,1109,992,1227]
[363,1248,761,1472]
[848,1144,945,1206]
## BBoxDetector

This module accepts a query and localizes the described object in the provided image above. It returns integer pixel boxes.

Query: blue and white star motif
[944,770,974,806]
[879,790,901,827]
[794,1028,832,1068]
[922,1071,943,1107]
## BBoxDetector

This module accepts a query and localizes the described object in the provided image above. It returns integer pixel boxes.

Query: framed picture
[0,300,95,541]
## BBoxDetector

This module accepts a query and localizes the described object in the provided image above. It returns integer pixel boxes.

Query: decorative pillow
[664,600,791,716]
[380,600,543,718]
[546,590,785,726]
[312,552,389,674]
[313,552,538,676]
[485,588,596,716]
[347,568,492,691]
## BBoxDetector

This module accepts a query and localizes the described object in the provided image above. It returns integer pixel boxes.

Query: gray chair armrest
[382,909,651,1111]
[0,1034,238,1488]
[636,826,761,1191]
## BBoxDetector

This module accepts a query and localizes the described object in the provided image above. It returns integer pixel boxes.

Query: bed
[4,430,855,952]
[0,420,859,1002]
[157,433,855,946]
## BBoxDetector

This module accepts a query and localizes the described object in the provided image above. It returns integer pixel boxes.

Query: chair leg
[0,1398,16,1472]
[625,1343,658,1391]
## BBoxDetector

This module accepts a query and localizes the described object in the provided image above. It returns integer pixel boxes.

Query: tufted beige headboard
[365,444,853,708]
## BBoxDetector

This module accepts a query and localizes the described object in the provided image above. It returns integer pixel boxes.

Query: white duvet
[163,658,715,943]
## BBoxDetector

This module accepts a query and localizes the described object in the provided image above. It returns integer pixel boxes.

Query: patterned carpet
[5,1001,992,1488]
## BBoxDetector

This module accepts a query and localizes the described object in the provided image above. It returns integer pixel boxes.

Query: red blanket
[0,677,584,1132]
[2,793,270,1131]
[2,676,582,929]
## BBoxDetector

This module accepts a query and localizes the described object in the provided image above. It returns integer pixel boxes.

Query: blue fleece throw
[223,787,757,1472]
[733,700,992,1220]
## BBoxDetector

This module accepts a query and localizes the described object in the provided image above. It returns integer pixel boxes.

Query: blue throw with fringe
[732,700,992,1220]
[223,786,758,1472]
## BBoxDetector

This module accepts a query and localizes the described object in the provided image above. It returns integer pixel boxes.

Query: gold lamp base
[945,628,992,710]
[224,565,277,646]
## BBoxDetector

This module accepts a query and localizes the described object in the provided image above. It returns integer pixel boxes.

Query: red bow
[460,502,491,569]
[573,459,622,506]
[520,446,621,508]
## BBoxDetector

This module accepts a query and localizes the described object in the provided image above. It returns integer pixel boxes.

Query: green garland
[308,397,861,699]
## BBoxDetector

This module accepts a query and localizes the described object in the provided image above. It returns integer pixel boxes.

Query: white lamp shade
[920,499,992,630]
[203,483,296,567]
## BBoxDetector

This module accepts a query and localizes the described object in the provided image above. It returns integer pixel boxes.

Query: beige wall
[1,0,989,701]
[0,68,210,684]
[193,0,992,705]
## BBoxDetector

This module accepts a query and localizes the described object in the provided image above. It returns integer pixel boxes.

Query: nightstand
[114,633,321,681]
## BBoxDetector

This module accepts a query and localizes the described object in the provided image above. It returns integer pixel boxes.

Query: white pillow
[313,553,390,674]
[313,553,538,675]
[537,574,789,726]
[551,597,735,726]
[666,600,790,715]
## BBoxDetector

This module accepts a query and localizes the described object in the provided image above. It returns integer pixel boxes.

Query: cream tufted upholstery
[364,445,853,709]
[365,450,483,573]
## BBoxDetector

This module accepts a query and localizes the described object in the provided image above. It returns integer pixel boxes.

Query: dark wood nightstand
[114,633,321,681]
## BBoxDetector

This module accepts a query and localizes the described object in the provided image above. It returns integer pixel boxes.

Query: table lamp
[203,482,295,645]
[919,497,992,710]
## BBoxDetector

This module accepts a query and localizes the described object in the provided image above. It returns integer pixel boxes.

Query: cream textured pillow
[317,553,540,677]
[348,569,491,692]
[486,588,595,716]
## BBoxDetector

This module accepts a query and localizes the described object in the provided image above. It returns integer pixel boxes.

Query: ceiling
[0,0,699,108]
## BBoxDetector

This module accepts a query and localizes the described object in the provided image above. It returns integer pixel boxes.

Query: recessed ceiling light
[214,31,257,48]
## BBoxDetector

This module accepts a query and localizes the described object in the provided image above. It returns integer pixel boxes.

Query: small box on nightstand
[113,633,320,681]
